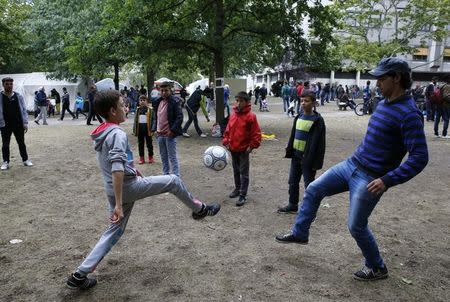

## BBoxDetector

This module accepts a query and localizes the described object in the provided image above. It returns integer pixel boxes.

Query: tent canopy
[0,72,88,111]
[95,78,125,92]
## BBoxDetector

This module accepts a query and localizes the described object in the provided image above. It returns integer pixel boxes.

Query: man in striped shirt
[275,57,429,281]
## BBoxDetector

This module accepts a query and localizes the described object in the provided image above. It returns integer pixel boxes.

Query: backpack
[430,87,444,106]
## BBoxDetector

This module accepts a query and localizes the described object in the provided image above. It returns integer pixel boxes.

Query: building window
[256,75,263,83]
[444,48,450,62]
[413,48,428,61]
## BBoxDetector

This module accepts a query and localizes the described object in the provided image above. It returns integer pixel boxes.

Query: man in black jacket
[0,77,33,170]
[182,87,210,137]
[86,85,103,125]
[277,90,326,213]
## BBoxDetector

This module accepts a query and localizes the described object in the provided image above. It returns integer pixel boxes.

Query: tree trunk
[113,62,119,90]
[146,66,156,97]
[213,0,225,125]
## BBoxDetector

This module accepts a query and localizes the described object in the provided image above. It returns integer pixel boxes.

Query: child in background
[133,95,155,164]
[222,91,262,206]
[66,90,220,290]
[75,92,87,119]
[277,90,326,214]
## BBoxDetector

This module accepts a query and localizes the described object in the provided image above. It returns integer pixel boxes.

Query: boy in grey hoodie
[67,90,220,290]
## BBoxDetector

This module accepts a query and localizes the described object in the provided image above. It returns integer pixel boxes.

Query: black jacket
[152,95,183,136]
[186,89,202,112]
[285,111,326,170]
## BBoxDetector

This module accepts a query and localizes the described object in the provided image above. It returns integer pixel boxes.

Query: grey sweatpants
[77,174,203,274]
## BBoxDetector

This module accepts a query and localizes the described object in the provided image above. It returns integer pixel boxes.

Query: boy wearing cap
[275,57,428,281]
[223,91,261,206]
[152,81,183,176]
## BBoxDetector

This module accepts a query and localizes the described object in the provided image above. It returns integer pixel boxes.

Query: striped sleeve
[380,111,428,187]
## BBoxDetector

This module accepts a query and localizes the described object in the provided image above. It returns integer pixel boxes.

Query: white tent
[95,78,125,92]
[186,78,209,94]
[0,72,88,111]
[154,77,183,94]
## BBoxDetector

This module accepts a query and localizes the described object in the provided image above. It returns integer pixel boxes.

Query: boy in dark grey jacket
[66,90,220,290]
[278,90,326,213]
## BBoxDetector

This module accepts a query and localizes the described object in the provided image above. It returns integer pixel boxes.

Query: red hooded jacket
[222,104,261,152]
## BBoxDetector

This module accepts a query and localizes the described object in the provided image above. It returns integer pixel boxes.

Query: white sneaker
[23,160,33,167]
[435,134,441,138]
[443,135,450,139]
[182,133,190,138]
[1,161,9,170]
[200,133,207,138]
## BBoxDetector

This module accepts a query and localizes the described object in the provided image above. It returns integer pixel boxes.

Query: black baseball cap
[369,57,411,77]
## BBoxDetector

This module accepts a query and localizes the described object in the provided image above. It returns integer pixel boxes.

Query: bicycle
[354,97,379,116]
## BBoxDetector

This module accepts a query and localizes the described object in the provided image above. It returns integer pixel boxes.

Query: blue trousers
[157,136,180,177]
[292,159,385,269]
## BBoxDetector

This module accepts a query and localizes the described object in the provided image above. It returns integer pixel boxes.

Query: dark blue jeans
[434,106,449,136]
[288,157,316,207]
[292,159,385,269]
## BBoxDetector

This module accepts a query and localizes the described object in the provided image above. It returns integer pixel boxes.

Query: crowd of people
[0,57,446,290]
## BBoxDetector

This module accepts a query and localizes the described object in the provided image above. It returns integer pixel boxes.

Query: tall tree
[0,0,32,73]
[331,0,450,71]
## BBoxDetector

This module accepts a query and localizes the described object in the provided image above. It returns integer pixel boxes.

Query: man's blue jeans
[292,159,385,269]
[157,136,179,176]
[434,106,449,137]
[282,96,290,113]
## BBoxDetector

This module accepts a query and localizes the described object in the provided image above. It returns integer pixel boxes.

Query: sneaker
[200,133,207,138]
[275,232,308,244]
[138,157,145,165]
[148,156,155,164]
[43,122,48,125]
[435,134,441,138]
[182,133,190,138]
[353,265,389,281]
[23,160,33,167]
[228,190,240,198]
[236,195,247,207]
[34,120,39,125]
[1,161,9,170]
[277,204,298,214]
[67,272,97,290]
[192,203,221,220]
[443,135,450,139]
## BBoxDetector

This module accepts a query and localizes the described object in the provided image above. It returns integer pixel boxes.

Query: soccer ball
[203,146,229,171]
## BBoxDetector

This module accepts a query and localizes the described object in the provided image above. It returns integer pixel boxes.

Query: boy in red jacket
[223,91,262,206]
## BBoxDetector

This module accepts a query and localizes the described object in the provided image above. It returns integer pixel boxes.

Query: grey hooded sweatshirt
[91,123,137,196]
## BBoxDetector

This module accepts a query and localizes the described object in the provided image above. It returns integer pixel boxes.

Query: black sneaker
[228,191,240,198]
[192,203,221,220]
[277,204,298,214]
[236,196,247,207]
[67,272,97,290]
[275,232,308,244]
[353,265,389,281]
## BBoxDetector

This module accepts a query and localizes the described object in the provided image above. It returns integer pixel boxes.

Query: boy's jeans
[157,136,179,177]
[77,175,203,274]
[288,157,316,207]
[231,151,250,197]
[434,106,449,136]
[292,159,385,269]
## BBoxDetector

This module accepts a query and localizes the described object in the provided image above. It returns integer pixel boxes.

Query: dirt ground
[0,98,448,302]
